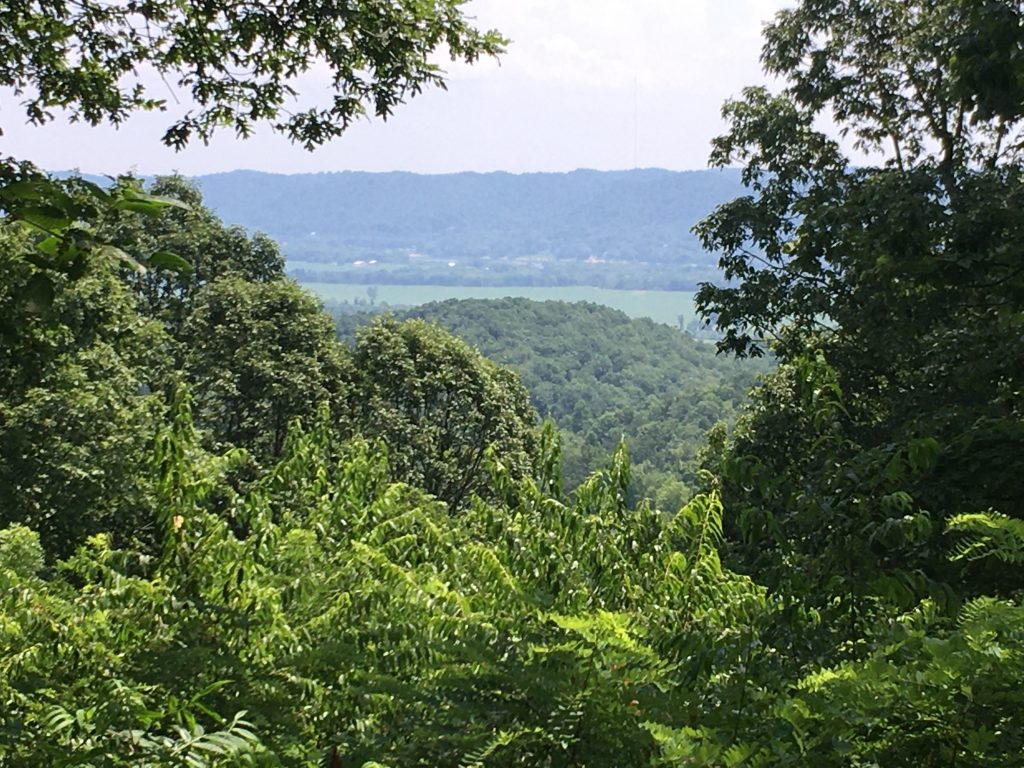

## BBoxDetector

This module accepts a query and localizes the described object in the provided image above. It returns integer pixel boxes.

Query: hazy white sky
[1,0,790,175]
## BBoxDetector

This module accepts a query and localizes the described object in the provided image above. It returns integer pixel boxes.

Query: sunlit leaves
[0,393,779,766]
[948,512,1024,565]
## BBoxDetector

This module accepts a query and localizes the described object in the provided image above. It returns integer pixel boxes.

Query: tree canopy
[346,316,540,510]
[697,0,1024,606]
[0,228,169,555]
[183,276,349,462]
[0,0,505,149]
[338,297,768,502]
[110,175,287,339]
[698,0,1024,358]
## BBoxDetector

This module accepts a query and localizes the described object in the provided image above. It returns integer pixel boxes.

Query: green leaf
[14,204,70,232]
[112,199,173,216]
[907,437,940,473]
[98,244,147,274]
[0,179,55,202]
[147,250,193,274]
[114,190,190,215]
[35,236,61,256]
[131,191,190,209]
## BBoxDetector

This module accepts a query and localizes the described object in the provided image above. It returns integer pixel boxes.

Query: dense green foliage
[0,404,777,766]
[337,298,766,502]
[0,226,169,556]
[2,0,1023,765]
[4,384,1023,766]
[0,180,543,549]
[697,0,1024,611]
[346,316,538,510]
[182,276,349,463]
[194,169,745,290]
[110,176,288,340]
[0,168,194,310]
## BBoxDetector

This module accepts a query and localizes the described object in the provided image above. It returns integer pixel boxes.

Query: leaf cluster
[0,0,505,150]
[0,399,777,766]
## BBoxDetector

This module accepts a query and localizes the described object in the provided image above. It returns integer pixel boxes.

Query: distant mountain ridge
[191,168,745,289]
[194,168,740,255]
[54,167,747,289]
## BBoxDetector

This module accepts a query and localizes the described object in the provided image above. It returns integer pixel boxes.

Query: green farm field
[301,282,699,328]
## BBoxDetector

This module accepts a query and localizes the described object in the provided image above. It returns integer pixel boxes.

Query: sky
[1,0,791,176]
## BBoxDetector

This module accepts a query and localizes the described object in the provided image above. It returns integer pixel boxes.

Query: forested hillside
[194,168,745,289]
[337,298,768,505]
[3,0,1024,766]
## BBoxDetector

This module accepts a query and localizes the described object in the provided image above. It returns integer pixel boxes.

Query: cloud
[2,0,793,174]
[450,0,776,92]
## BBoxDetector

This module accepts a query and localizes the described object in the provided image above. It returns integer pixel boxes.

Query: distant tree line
[290,258,721,290]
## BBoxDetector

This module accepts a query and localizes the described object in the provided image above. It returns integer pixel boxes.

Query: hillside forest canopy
[2,0,1024,766]
[335,297,770,506]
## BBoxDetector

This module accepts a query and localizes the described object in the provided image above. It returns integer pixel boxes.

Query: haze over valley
[190,167,746,292]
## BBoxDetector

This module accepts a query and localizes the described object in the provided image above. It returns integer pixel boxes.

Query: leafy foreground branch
[0,395,760,766]
[2,394,1023,767]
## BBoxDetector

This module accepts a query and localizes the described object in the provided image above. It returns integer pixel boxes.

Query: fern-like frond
[947,511,1024,565]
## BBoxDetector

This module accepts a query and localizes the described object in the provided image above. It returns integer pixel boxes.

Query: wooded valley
[337,298,768,506]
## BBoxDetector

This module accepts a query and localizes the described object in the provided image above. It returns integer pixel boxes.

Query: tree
[0,226,169,556]
[387,297,765,498]
[102,178,348,464]
[0,175,340,551]
[109,175,286,340]
[1,0,505,288]
[0,0,505,150]
[696,0,1024,603]
[0,393,779,767]
[346,317,539,510]
[182,276,349,462]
